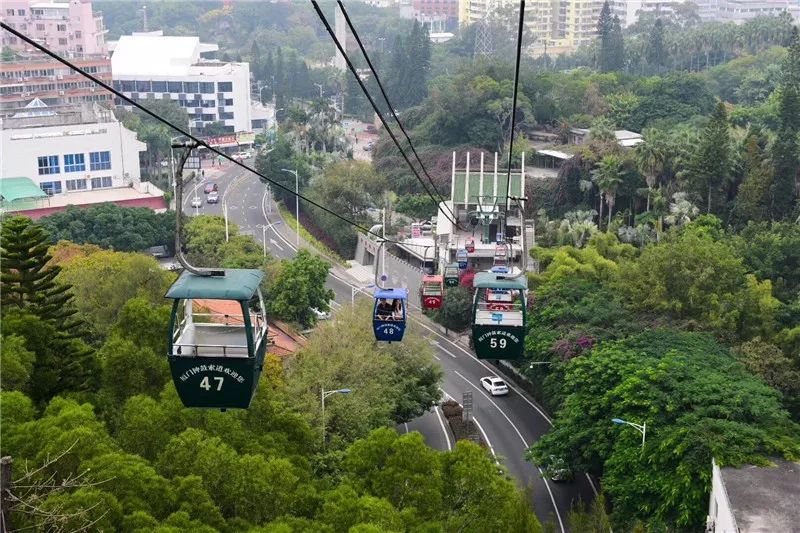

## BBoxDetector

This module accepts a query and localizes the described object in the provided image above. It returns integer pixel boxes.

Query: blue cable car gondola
[373,287,408,342]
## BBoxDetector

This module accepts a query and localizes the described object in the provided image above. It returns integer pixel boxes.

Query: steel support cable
[336,0,463,231]
[0,22,440,251]
[504,0,526,210]
[310,1,458,228]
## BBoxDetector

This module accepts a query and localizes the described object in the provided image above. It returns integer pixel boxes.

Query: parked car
[310,307,331,321]
[190,197,202,208]
[206,191,219,204]
[544,455,573,482]
[480,376,509,396]
[204,183,218,194]
[365,124,377,133]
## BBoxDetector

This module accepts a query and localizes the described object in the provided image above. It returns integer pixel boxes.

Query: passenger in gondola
[392,299,404,320]
[376,298,393,319]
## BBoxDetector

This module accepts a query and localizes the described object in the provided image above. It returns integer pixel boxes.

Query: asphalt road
[180,161,598,531]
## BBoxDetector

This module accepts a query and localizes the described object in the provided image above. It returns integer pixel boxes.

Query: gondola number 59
[489,338,507,349]
[200,376,224,391]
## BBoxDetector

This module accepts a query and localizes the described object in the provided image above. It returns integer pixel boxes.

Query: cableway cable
[335,0,463,231]
[0,22,441,251]
[504,0,526,210]
[310,1,459,229]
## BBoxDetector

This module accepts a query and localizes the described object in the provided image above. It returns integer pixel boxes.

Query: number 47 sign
[199,376,224,391]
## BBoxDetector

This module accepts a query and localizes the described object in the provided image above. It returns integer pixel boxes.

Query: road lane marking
[453,370,565,533]
[269,238,284,251]
[434,404,453,451]
[472,416,497,463]
[403,422,410,434]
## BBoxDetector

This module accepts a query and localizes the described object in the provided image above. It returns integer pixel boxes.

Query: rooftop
[721,459,800,532]
[2,102,117,129]
[3,184,166,218]
[111,31,221,77]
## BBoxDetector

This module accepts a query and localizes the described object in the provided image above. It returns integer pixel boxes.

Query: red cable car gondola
[420,274,444,310]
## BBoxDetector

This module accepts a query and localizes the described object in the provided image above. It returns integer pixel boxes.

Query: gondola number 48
[489,338,507,349]
[200,376,224,391]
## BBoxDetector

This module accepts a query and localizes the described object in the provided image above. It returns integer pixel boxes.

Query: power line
[0,22,438,252]
[504,0,526,210]
[310,1,459,229]
[335,0,463,231]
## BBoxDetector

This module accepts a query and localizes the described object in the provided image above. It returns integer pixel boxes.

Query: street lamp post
[258,221,282,258]
[611,418,646,449]
[314,82,324,99]
[321,387,352,447]
[280,168,300,249]
[351,283,375,306]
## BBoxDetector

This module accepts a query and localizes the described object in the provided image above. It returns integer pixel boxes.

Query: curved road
[181,162,597,531]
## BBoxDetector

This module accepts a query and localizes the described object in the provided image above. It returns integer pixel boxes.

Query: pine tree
[275,47,284,99]
[1,216,82,338]
[263,51,275,101]
[646,18,666,69]
[607,16,625,71]
[596,0,614,72]
[684,102,731,214]
[387,34,407,108]
[771,27,800,219]
[735,131,771,223]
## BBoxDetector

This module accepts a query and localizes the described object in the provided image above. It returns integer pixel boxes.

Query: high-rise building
[0,0,112,113]
[1,0,108,56]
[459,0,605,54]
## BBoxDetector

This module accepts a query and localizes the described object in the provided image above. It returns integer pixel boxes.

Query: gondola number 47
[490,338,507,349]
[200,376,224,391]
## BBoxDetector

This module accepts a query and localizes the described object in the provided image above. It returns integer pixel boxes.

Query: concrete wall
[708,458,738,532]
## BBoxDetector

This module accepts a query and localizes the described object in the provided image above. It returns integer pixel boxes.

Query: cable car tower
[165,141,269,409]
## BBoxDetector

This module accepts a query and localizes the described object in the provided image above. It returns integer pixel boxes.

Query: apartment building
[0,0,112,112]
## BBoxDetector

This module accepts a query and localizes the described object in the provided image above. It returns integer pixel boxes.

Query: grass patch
[277,203,348,266]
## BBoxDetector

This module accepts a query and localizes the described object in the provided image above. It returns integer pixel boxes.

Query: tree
[281,303,439,445]
[265,250,335,327]
[116,98,189,174]
[528,330,800,531]
[254,132,311,204]
[634,131,666,211]
[39,204,175,253]
[646,18,666,69]
[616,226,779,340]
[734,129,772,223]
[1,310,98,404]
[56,249,175,341]
[597,3,624,72]
[433,286,472,331]
[770,27,800,219]
[99,336,170,406]
[683,101,731,214]
[1,216,83,338]
[591,154,625,228]
[736,338,800,419]
[0,334,36,392]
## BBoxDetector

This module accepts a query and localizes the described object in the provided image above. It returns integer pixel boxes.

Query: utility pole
[1,456,13,533]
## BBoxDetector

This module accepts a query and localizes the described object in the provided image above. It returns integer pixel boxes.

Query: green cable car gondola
[166,269,268,409]
[444,263,460,287]
[164,140,269,410]
[471,270,527,360]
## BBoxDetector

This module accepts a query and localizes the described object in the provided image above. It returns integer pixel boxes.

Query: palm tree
[591,154,625,229]
[634,132,666,212]
[664,192,699,227]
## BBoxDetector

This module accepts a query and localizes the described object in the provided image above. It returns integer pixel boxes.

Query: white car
[190,197,202,208]
[310,307,331,320]
[480,376,509,396]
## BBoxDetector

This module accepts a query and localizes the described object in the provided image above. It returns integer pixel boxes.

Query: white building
[111,31,252,134]
[0,100,145,197]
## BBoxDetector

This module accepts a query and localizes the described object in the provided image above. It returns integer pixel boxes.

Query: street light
[352,283,375,306]
[528,362,553,367]
[611,418,646,449]
[280,168,300,249]
[258,221,282,258]
[321,387,352,447]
